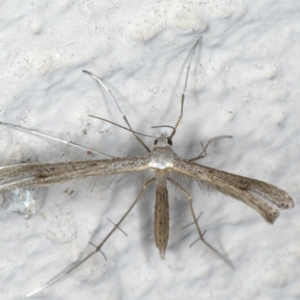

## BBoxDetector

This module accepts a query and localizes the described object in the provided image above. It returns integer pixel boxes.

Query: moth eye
[154,139,158,145]
[167,138,172,146]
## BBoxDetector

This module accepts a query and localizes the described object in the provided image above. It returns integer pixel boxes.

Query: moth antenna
[88,115,157,138]
[0,121,114,158]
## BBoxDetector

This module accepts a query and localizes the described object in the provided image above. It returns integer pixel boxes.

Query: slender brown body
[154,176,169,259]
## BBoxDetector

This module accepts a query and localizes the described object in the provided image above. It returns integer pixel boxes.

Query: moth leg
[188,135,233,162]
[168,178,234,269]
[83,70,151,153]
[171,36,202,139]
[26,178,155,298]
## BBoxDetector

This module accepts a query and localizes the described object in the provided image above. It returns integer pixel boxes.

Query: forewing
[172,158,294,223]
[0,156,150,193]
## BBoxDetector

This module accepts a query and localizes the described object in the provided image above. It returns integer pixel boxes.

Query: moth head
[153,134,173,148]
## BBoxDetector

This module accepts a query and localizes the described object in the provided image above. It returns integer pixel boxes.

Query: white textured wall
[0,1,299,299]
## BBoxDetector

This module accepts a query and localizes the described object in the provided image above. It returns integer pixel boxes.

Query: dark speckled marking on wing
[172,158,294,223]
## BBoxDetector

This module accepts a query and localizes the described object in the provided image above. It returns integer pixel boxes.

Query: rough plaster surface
[0,1,299,300]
